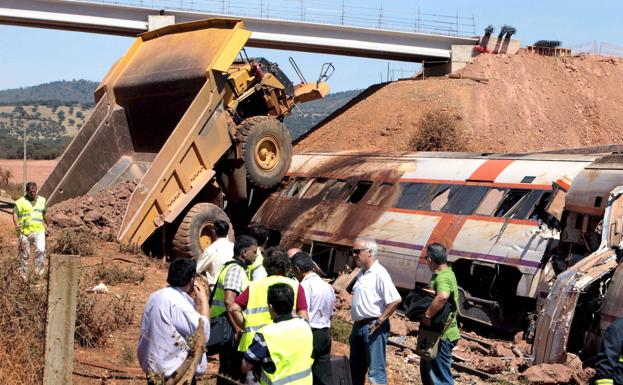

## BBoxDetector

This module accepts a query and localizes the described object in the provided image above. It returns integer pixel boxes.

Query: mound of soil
[47,180,136,237]
[295,51,623,153]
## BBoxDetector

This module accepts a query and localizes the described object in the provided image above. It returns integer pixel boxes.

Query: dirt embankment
[295,52,623,153]
[47,180,136,237]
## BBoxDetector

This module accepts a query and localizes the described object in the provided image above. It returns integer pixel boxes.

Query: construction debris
[47,180,136,237]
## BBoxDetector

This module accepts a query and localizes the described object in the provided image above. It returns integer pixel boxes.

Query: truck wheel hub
[255,136,279,171]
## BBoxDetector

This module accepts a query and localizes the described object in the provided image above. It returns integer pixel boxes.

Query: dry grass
[94,261,145,286]
[74,287,135,348]
[0,167,22,199]
[0,257,47,384]
[50,228,95,256]
[0,230,136,383]
[408,110,464,152]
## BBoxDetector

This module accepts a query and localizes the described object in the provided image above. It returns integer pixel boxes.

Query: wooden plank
[43,254,80,385]
[332,268,360,293]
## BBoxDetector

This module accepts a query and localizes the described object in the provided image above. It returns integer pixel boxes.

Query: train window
[431,186,451,211]
[301,178,328,199]
[521,176,536,184]
[395,183,442,210]
[494,190,530,217]
[526,191,553,221]
[282,177,305,198]
[475,188,506,216]
[367,183,394,206]
[323,180,347,200]
[347,181,373,203]
[440,185,489,214]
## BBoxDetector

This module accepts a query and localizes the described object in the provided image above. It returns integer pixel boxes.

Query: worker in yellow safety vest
[246,224,269,281]
[12,182,48,277]
[210,235,257,385]
[230,247,308,384]
[241,283,313,385]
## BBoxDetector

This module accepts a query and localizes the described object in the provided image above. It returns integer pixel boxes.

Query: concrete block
[43,254,80,385]
[148,15,175,31]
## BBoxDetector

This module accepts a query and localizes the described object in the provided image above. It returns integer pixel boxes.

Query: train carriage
[252,151,598,332]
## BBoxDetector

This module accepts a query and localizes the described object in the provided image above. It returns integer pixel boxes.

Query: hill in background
[0,79,98,106]
[0,79,360,159]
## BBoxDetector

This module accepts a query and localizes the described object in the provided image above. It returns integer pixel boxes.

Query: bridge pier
[148,15,175,31]
[424,36,521,76]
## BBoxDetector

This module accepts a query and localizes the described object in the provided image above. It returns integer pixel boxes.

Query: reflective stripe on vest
[595,379,614,385]
[15,196,46,235]
[619,355,623,363]
[259,318,313,385]
[248,252,264,280]
[238,276,298,352]
[211,262,249,318]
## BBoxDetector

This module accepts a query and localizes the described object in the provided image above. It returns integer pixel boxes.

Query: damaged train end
[532,156,623,364]
[251,150,623,364]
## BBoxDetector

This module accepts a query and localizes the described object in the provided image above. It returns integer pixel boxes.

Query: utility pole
[23,123,27,193]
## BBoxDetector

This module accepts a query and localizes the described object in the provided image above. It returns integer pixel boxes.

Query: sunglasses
[352,248,369,255]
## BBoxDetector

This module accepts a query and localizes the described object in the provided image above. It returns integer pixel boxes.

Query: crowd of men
[10,183,622,385]
[136,220,465,385]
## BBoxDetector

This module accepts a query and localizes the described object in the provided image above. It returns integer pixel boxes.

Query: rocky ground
[47,180,137,238]
[296,51,623,153]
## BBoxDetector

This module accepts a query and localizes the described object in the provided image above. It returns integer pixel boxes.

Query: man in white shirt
[246,224,269,280]
[292,251,335,385]
[137,258,210,385]
[349,238,401,385]
[196,220,234,286]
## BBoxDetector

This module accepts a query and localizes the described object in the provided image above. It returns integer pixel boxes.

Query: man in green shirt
[420,243,459,385]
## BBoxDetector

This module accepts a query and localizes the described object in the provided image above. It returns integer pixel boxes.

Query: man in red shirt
[229,247,308,384]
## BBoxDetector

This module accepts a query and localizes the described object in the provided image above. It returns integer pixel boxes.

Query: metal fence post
[341,0,345,25]
[378,4,383,28]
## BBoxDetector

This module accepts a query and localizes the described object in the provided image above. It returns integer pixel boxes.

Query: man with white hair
[349,238,401,385]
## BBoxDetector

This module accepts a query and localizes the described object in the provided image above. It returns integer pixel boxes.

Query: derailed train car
[251,150,623,363]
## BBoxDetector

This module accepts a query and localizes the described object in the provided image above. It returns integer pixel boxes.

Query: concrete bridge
[0,0,484,71]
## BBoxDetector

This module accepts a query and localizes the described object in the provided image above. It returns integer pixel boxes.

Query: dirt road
[0,158,57,186]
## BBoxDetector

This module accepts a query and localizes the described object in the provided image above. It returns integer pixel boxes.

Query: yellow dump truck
[40,18,331,258]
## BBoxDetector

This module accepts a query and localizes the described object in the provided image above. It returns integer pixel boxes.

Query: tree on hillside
[57,110,65,123]
[76,111,84,119]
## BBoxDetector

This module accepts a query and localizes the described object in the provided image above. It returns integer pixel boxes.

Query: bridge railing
[78,0,477,36]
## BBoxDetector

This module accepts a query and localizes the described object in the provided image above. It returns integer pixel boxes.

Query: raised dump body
[40,18,330,257]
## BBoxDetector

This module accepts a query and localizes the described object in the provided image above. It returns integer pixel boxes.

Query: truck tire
[171,203,233,259]
[238,116,292,190]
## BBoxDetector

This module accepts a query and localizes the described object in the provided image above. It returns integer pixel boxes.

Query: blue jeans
[420,338,457,385]
[349,320,390,385]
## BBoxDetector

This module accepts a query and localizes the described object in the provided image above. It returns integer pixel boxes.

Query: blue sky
[1,0,622,92]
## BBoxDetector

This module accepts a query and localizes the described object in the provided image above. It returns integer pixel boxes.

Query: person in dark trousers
[292,251,335,385]
[211,235,257,385]
[241,283,314,385]
[420,243,460,385]
[592,316,623,385]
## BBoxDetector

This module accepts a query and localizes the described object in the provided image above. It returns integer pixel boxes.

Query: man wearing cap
[137,258,210,385]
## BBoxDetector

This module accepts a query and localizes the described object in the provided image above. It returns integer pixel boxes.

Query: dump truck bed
[41,19,251,246]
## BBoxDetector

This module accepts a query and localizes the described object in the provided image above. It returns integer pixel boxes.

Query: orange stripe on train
[468,159,514,182]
